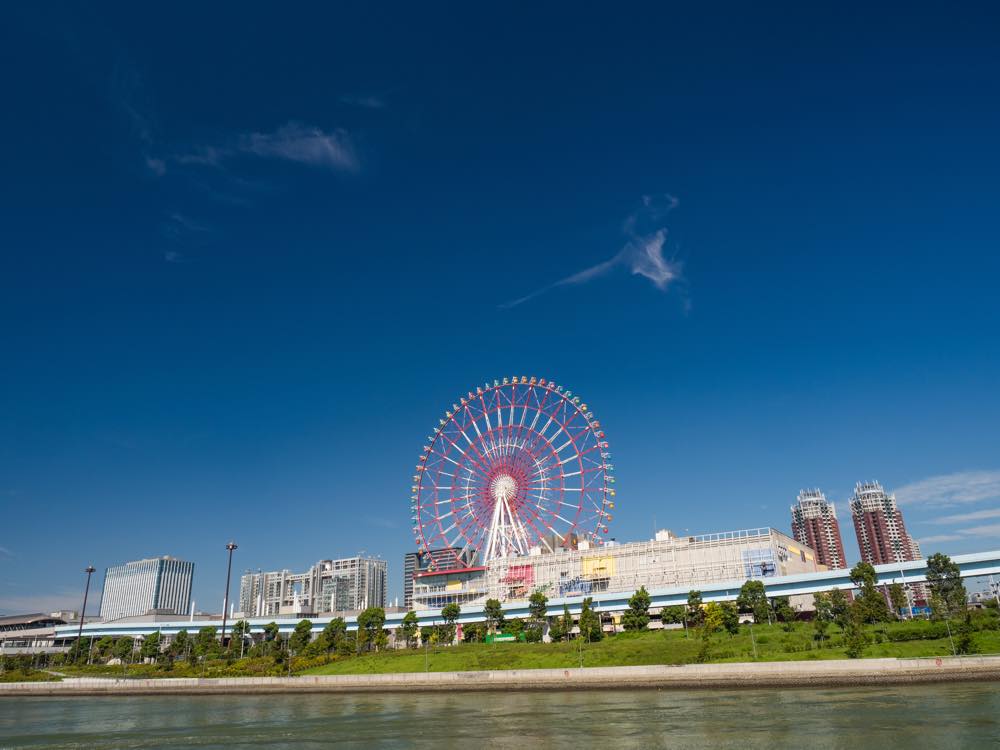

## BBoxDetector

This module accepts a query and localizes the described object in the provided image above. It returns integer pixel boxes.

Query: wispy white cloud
[165,212,208,235]
[931,508,1000,525]
[917,522,1000,548]
[175,145,226,168]
[956,523,1000,537]
[161,122,359,176]
[894,470,1000,507]
[917,534,964,545]
[0,545,13,558]
[144,156,166,177]
[340,94,386,109]
[501,194,683,308]
[239,122,358,171]
[164,250,183,263]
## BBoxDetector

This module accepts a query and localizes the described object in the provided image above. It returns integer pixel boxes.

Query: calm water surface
[1,683,998,749]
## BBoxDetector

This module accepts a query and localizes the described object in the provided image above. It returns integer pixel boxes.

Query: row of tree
[67,553,975,665]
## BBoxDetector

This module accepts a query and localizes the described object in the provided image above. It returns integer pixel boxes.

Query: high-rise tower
[99,556,194,621]
[790,489,847,569]
[849,480,921,565]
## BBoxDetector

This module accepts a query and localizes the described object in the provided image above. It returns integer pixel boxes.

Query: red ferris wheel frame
[410,377,615,571]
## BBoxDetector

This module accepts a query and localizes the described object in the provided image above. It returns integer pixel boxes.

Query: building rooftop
[0,613,68,629]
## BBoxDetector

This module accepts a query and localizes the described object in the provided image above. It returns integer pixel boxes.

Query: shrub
[885,622,949,643]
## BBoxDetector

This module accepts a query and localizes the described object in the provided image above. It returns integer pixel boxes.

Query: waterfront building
[0,613,72,655]
[411,527,824,611]
[849,481,921,565]
[238,556,387,617]
[403,547,472,609]
[790,489,847,569]
[98,556,194,621]
[849,480,926,605]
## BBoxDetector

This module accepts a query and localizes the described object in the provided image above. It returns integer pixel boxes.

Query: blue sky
[2,3,999,614]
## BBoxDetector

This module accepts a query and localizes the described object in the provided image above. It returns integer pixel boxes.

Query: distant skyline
[2,3,999,614]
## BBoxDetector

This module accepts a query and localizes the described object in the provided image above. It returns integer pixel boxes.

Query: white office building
[98,556,194,621]
[239,556,387,618]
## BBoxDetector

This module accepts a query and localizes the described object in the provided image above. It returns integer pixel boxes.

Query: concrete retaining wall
[2,656,1000,695]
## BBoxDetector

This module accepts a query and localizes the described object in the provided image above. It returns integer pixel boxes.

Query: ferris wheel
[410,377,615,570]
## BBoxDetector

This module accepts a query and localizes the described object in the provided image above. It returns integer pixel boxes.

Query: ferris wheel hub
[490,474,518,504]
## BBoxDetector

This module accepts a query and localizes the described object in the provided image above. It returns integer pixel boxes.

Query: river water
[1,683,998,749]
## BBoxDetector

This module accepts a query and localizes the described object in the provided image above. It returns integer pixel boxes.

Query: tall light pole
[220,542,238,647]
[77,566,96,656]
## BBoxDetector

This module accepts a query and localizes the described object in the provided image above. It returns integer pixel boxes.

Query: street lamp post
[220,542,238,647]
[76,566,96,658]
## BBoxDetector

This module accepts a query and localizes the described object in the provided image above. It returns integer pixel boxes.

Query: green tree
[773,596,796,625]
[463,622,486,642]
[622,586,652,631]
[357,607,387,651]
[230,620,250,655]
[528,591,548,622]
[437,603,460,644]
[887,583,908,617]
[170,629,190,659]
[261,621,281,655]
[484,599,505,634]
[441,602,461,625]
[955,612,977,654]
[548,605,572,642]
[67,637,91,664]
[686,590,705,627]
[736,580,771,624]
[289,619,313,655]
[94,635,115,661]
[720,602,740,636]
[194,626,219,659]
[813,592,832,644]
[829,589,850,630]
[926,552,967,619]
[397,611,419,648]
[695,603,721,663]
[113,636,135,662]
[850,562,891,624]
[702,602,725,633]
[579,597,603,642]
[322,617,347,653]
[140,632,161,661]
[419,625,435,646]
[526,591,548,641]
[844,610,868,658]
[337,632,357,655]
[528,591,548,624]
[434,623,456,643]
[660,605,686,624]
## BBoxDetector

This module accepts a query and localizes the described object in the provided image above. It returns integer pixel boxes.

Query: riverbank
[2,656,999,695]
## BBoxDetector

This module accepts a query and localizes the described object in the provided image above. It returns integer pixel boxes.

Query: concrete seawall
[2,656,1000,695]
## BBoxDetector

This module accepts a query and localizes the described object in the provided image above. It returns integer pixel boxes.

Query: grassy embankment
[304,620,1000,676]
[14,656,309,681]
[7,616,996,682]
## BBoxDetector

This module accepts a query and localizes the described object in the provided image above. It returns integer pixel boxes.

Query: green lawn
[0,669,60,683]
[302,621,1000,675]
